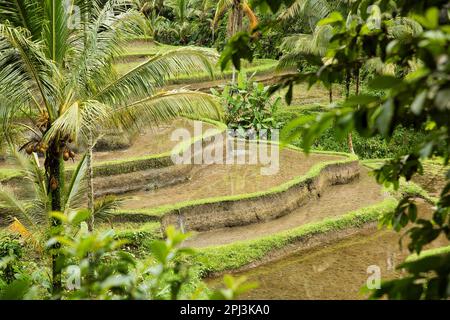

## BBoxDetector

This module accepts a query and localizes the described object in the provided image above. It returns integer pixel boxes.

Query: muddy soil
[121,150,344,210]
[184,167,386,247]
[91,119,215,163]
[207,204,448,300]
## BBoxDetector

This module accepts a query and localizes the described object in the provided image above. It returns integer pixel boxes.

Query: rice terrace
[0,0,449,307]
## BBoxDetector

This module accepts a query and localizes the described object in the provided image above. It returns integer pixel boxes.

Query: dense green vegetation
[0,0,449,302]
[223,0,449,299]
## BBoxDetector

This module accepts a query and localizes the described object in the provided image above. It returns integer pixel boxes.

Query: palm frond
[278,24,332,70]
[280,0,348,32]
[242,2,258,30]
[42,0,71,65]
[42,99,109,144]
[0,0,44,39]
[8,217,43,253]
[95,47,218,105]
[280,34,314,53]
[64,153,88,213]
[94,195,123,222]
[112,90,223,130]
[6,147,48,220]
[0,185,43,229]
[0,23,58,119]
[68,2,144,99]
[212,0,232,30]
[42,99,81,144]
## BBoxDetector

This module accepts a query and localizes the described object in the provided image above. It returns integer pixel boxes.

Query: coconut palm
[278,24,335,100]
[0,145,123,291]
[163,0,196,44]
[0,0,221,291]
[0,148,87,239]
[281,0,350,32]
[211,0,257,83]
[212,0,257,37]
[278,3,422,154]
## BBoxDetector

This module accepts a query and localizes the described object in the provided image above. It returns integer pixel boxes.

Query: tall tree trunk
[87,132,95,232]
[83,2,95,232]
[228,0,244,84]
[355,68,360,96]
[345,70,355,154]
[329,84,333,104]
[227,0,244,37]
[46,140,65,296]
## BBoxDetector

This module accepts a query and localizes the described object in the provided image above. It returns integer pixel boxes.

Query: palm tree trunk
[227,0,244,37]
[355,68,360,96]
[345,71,355,154]
[329,84,333,104]
[232,66,237,84]
[87,132,95,232]
[46,140,65,296]
[228,0,244,84]
[82,2,95,232]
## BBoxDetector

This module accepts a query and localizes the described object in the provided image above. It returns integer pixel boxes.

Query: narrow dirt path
[184,167,387,248]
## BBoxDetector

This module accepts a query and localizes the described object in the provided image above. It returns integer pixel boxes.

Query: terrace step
[184,167,387,248]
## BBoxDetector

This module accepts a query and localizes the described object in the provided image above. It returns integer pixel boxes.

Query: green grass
[115,40,278,78]
[275,103,328,125]
[121,41,183,57]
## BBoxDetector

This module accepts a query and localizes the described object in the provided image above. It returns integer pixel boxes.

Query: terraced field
[184,167,387,248]
[0,41,434,299]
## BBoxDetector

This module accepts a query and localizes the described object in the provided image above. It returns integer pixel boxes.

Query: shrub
[212,72,282,137]
[276,106,427,159]
[0,235,23,285]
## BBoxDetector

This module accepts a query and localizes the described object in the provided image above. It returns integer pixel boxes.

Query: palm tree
[0,147,88,290]
[281,0,350,32]
[280,0,357,152]
[164,0,201,44]
[212,0,257,82]
[0,148,87,240]
[278,24,334,98]
[276,24,358,151]
[0,146,122,292]
[0,0,221,292]
[212,0,257,37]
[279,3,423,154]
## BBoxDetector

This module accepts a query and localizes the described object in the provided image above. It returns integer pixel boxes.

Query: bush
[0,235,23,285]
[297,126,426,159]
[212,72,282,137]
[275,106,426,159]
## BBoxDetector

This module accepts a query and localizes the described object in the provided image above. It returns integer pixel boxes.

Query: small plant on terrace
[211,71,282,138]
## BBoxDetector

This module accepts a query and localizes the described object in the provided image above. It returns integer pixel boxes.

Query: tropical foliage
[0,0,223,293]
[1,0,450,303]
[224,0,450,299]
[212,71,281,136]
